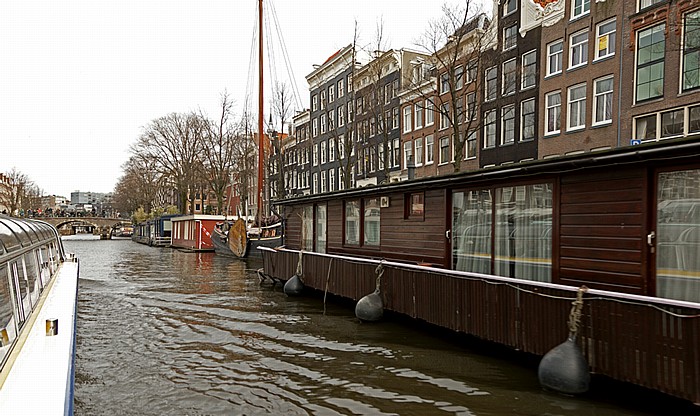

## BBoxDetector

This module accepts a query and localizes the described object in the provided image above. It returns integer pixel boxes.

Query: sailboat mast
[257,0,264,225]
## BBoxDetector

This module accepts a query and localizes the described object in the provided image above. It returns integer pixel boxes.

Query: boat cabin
[171,215,226,251]
[276,139,700,303]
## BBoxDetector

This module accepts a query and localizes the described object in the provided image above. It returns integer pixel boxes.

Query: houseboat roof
[170,214,227,222]
[274,137,700,205]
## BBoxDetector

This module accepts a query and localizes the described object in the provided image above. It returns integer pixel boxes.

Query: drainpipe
[617,1,625,148]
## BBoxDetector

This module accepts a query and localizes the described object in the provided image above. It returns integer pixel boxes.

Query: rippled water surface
[64,237,687,415]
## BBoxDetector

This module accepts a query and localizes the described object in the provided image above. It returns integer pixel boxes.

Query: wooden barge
[261,138,700,404]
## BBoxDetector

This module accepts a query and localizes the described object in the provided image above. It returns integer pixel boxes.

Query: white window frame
[338,79,344,97]
[635,23,665,103]
[502,58,517,96]
[403,106,412,133]
[520,98,536,142]
[569,30,589,69]
[440,103,450,131]
[338,106,345,127]
[329,139,336,162]
[328,85,335,103]
[593,76,614,126]
[567,83,587,131]
[483,110,496,149]
[320,140,328,164]
[455,66,464,90]
[504,24,517,51]
[415,104,423,129]
[485,66,498,101]
[403,141,413,167]
[465,130,477,160]
[425,100,435,126]
[545,90,562,136]
[425,135,434,164]
[682,10,700,92]
[501,105,515,145]
[595,18,616,61]
[547,40,563,77]
[521,50,537,90]
[439,136,451,165]
[504,0,517,16]
[414,137,423,166]
[571,0,590,20]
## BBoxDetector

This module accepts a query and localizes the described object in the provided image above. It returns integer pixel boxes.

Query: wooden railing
[261,248,700,404]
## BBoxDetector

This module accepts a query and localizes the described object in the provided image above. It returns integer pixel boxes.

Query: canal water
[64,236,692,415]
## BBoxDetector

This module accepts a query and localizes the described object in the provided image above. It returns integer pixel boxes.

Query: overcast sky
[0,0,490,199]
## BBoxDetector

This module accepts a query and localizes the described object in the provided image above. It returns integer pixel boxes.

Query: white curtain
[656,169,700,302]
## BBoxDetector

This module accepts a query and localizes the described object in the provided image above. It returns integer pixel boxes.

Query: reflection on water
[65,237,686,415]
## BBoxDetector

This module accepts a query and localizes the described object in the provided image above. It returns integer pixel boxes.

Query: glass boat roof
[0,216,57,255]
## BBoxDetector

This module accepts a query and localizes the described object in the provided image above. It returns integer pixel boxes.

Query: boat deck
[0,260,79,415]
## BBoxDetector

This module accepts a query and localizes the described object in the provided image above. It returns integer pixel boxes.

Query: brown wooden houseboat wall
[269,141,700,402]
[262,248,700,403]
[557,167,649,294]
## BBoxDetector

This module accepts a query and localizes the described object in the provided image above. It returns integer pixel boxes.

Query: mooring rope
[295,250,303,280]
[568,285,588,339]
[323,258,334,314]
[375,262,384,293]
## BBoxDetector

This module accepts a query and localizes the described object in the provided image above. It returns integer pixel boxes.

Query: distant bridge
[40,217,132,239]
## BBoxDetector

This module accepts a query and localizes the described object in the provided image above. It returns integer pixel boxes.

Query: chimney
[407,156,416,180]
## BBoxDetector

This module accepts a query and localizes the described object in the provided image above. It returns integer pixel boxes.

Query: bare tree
[332,23,361,191]
[131,112,206,214]
[414,0,491,172]
[113,154,166,216]
[230,111,257,217]
[270,82,295,200]
[0,168,34,216]
[355,18,401,184]
[199,92,239,215]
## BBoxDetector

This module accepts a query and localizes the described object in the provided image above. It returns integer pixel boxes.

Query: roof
[323,49,343,65]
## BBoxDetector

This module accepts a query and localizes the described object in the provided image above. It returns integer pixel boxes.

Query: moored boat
[0,215,79,415]
[212,218,283,258]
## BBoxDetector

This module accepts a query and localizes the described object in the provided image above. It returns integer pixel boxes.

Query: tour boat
[0,215,79,415]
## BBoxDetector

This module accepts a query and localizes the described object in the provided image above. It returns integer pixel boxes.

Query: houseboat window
[344,200,360,245]
[405,192,425,220]
[315,205,327,254]
[364,198,381,246]
[302,206,314,251]
[452,183,553,282]
[453,189,493,273]
[656,169,700,302]
[495,184,553,281]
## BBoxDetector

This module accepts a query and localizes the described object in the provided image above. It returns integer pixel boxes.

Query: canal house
[262,139,700,404]
[171,215,225,251]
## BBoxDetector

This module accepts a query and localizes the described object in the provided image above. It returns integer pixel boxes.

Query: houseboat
[132,215,178,247]
[131,219,152,245]
[171,215,225,251]
[0,215,79,415]
[261,138,700,405]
